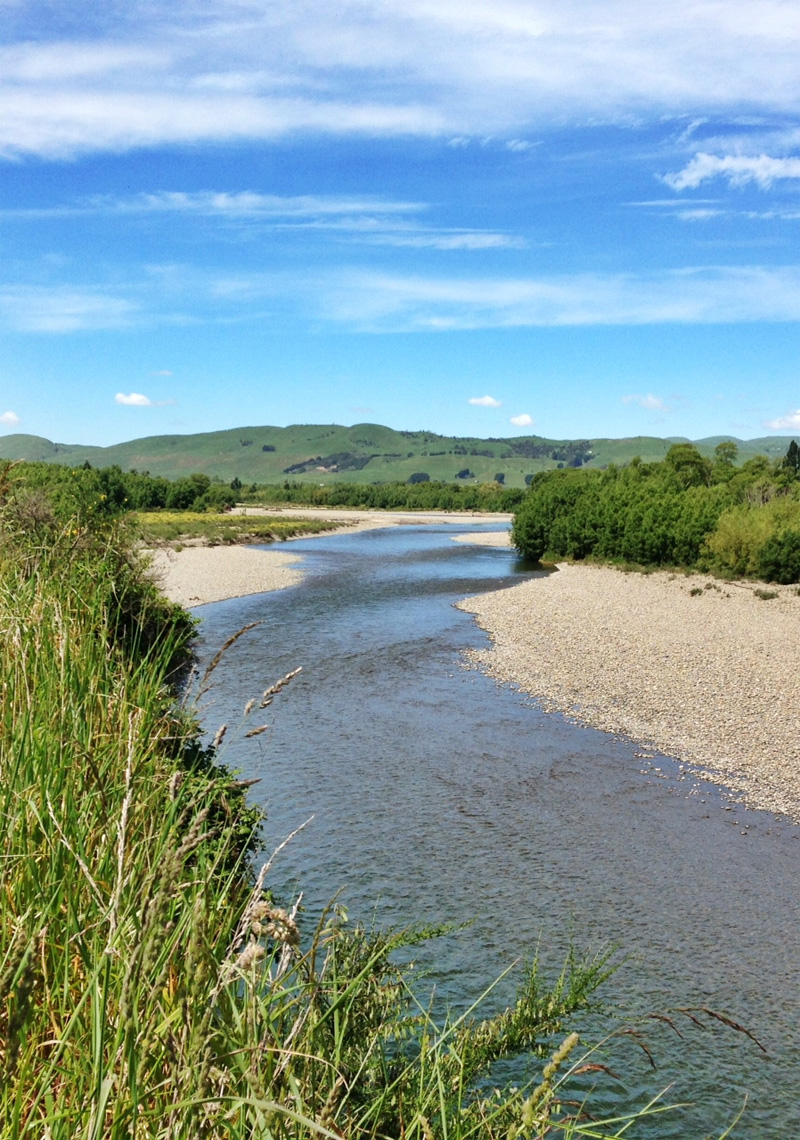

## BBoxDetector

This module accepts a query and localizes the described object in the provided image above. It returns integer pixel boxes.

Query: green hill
[0,424,793,488]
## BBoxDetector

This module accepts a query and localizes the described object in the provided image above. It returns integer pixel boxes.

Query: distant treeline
[513,441,800,583]
[10,461,524,517]
[247,479,525,512]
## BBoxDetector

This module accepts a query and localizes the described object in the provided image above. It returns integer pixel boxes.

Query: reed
[0,493,734,1138]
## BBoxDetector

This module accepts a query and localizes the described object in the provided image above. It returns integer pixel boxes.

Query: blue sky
[3,1,800,446]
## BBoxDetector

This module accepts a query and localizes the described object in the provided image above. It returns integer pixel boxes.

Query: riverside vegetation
[513,440,800,583]
[0,461,744,1138]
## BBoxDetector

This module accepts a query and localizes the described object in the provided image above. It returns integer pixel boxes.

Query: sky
[2,1,800,446]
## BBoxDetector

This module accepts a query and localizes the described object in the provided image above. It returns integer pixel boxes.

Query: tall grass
[0,493,734,1137]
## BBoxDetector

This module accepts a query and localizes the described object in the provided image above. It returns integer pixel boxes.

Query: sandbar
[458,563,800,819]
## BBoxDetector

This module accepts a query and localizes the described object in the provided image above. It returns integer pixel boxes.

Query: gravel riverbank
[149,511,514,606]
[458,563,800,820]
[147,545,304,607]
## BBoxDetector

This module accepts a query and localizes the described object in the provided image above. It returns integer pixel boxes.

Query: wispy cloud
[319,266,800,331]
[3,2,800,157]
[0,411,20,428]
[509,413,533,427]
[10,263,800,336]
[469,395,502,407]
[0,190,522,252]
[665,153,800,191]
[0,287,137,332]
[765,409,800,430]
[622,393,669,412]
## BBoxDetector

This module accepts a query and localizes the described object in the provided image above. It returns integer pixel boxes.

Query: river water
[195,524,800,1138]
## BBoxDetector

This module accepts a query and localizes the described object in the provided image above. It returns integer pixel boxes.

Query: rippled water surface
[196,524,800,1138]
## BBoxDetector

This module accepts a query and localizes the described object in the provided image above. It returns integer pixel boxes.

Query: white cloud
[469,395,502,407]
[0,411,20,427]
[765,409,800,430]
[510,413,533,427]
[4,2,800,158]
[115,392,153,406]
[152,369,173,376]
[665,153,800,191]
[622,393,669,411]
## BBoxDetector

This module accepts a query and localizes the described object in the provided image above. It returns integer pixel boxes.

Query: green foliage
[246,479,525,512]
[512,446,800,582]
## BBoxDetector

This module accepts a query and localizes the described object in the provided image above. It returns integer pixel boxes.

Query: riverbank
[458,562,800,820]
[150,510,513,605]
[147,544,305,606]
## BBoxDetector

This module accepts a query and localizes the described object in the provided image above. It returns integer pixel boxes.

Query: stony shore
[147,545,304,607]
[458,562,800,820]
[148,510,512,606]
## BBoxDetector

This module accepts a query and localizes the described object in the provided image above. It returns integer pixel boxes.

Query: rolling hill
[0,424,794,488]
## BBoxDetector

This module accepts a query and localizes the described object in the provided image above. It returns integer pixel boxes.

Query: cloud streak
[11,264,800,335]
[0,286,138,332]
[469,395,502,407]
[665,153,800,190]
[4,2,800,157]
[0,190,522,252]
[320,266,800,331]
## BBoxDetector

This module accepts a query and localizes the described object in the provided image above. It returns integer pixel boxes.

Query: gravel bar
[458,563,800,820]
[147,545,303,607]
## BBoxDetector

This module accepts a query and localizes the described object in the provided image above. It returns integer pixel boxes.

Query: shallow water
[196,524,800,1138]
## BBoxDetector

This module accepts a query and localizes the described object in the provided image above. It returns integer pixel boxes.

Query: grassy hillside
[0,423,792,486]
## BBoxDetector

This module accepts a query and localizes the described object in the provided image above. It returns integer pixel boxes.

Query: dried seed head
[251,904,300,946]
[260,666,302,707]
[168,770,184,800]
[235,942,266,971]
[212,723,227,749]
[244,723,270,739]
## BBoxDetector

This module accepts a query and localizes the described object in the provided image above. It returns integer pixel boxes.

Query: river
[195,523,800,1138]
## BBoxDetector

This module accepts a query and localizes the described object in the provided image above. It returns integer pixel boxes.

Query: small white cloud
[506,139,536,152]
[765,409,800,430]
[665,153,800,191]
[469,395,502,408]
[510,413,533,427]
[622,393,668,412]
[115,392,153,406]
[152,369,173,376]
[0,411,20,427]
